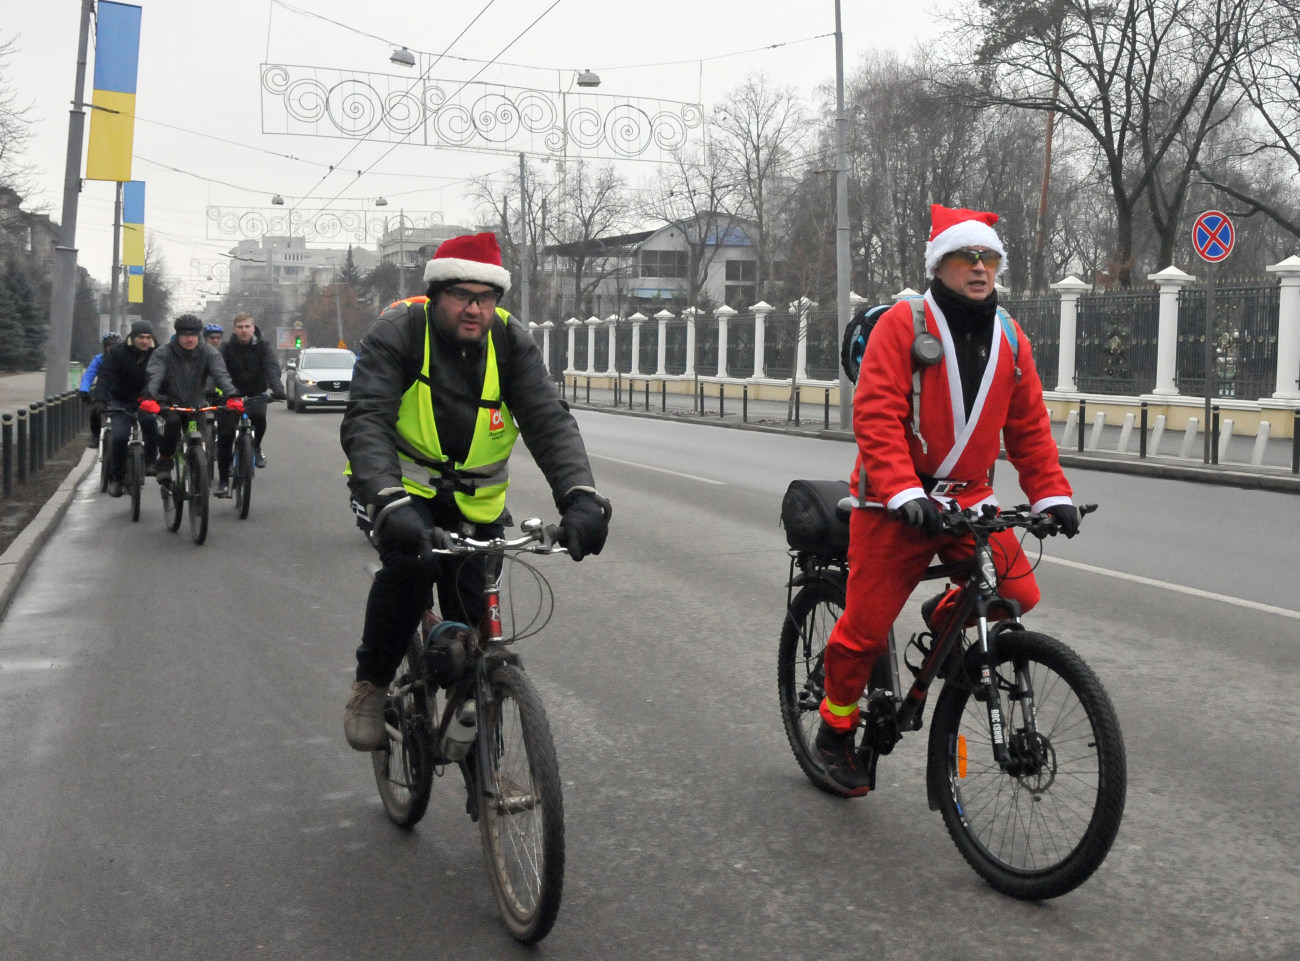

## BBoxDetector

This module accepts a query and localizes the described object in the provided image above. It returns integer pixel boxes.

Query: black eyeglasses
[948,247,1003,269]
[443,286,500,309]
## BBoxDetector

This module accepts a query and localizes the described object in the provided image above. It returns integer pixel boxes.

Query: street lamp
[575,68,601,88]
[390,46,416,68]
[271,194,285,205]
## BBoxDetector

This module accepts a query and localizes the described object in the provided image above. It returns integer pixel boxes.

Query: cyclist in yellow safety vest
[339,231,611,752]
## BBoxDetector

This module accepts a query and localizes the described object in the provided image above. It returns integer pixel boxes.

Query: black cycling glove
[560,493,610,562]
[897,495,943,536]
[1044,504,1080,538]
[371,494,425,557]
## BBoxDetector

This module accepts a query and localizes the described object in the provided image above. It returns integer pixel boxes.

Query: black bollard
[1139,402,1148,459]
[16,408,29,485]
[1077,399,1086,453]
[2,412,12,498]
[743,384,749,423]
[1212,405,1220,465]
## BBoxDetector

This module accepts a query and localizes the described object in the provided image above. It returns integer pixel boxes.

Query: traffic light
[294,335,303,348]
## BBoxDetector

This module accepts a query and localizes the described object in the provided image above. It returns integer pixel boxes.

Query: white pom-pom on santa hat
[422,232,513,293]
[924,204,1007,278]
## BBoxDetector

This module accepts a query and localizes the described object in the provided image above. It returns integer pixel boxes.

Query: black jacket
[341,301,595,515]
[222,330,284,396]
[146,341,237,407]
[92,341,155,405]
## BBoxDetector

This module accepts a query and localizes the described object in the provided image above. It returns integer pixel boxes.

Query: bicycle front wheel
[926,630,1127,900]
[235,434,254,519]
[128,446,144,522]
[477,664,564,944]
[187,446,209,544]
[162,468,183,532]
[98,430,111,492]
[372,633,434,828]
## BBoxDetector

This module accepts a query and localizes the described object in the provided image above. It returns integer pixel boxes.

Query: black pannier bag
[780,479,852,556]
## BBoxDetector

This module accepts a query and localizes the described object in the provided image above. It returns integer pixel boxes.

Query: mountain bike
[226,397,281,519]
[369,512,582,944]
[105,407,149,522]
[777,498,1126,900]
[159,405,217,545]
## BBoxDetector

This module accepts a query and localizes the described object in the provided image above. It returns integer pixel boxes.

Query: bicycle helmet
[203,323,224,336]
[102,331,121,344]
[173,314,203,334]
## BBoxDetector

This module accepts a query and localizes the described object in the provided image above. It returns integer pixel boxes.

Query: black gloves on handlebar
[370,493,426,558]
[1044,503,1080,538]
[560,492,610,562]
[897,495,943,536]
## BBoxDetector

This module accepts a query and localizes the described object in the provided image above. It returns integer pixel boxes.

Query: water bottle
[440,699,477,761]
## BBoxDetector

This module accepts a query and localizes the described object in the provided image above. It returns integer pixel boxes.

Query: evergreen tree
[71,267,101,364]
[1,259,42,369]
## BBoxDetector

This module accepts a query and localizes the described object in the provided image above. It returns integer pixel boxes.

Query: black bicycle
[159,405,217,545]
[226,397,281,519]
[105,407,150,522]
[369,512,590,943]
[777,496,1126,900]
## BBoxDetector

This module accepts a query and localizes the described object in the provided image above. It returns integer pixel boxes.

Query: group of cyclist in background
[80,311,286,502]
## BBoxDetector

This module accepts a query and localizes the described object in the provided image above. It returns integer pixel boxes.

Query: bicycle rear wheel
[477,664,564,944]
[187,446,209,544]
[777,577,893,796]
[234,433,255,519]
[162,467,184,532]
[926,630,1127,900]
[128,446,144,522]
[372,633,435,827]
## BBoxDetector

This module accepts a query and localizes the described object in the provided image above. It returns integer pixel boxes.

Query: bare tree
[0,35,37,197]
[547,160,633,319]
[936,0,1268,286]
[710,75,808,300]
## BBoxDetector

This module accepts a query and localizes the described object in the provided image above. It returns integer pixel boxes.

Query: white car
[285,347,355,412]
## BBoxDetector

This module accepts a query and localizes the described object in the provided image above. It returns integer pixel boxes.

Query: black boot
[815,721,874,797]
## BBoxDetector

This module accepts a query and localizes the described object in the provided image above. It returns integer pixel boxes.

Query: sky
[4,0,948,310]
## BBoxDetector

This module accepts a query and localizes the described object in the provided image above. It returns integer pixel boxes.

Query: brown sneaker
[344,680,387,751]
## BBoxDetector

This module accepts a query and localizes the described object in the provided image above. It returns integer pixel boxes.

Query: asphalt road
[1,406,1297,960]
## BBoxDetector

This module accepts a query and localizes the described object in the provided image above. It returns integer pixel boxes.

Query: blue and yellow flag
[127,265,144,304]
[122,180,145,267]
[85,2,143,182]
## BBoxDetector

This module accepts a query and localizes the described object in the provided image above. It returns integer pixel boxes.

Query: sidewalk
[563,382,1300,494]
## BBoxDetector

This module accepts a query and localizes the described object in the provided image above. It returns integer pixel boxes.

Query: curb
[0,448,98,618]
[571,402,1300,494]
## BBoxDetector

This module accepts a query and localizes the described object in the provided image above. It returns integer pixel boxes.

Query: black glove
[270,389,287,400]
[897,495,943,536]
[78,390,90,404]
[560,493,609,562]
[137,391,156,403]
[371,495,426,557]
[1044,504,1080,538]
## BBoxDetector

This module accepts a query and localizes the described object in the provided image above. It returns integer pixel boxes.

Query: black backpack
[839,304,892,384]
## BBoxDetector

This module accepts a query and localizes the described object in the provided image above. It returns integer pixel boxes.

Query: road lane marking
[1039,555,1300,621]
[588,453,726,485]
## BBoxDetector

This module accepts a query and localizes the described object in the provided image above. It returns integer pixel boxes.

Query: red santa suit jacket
[851,290,1072,514]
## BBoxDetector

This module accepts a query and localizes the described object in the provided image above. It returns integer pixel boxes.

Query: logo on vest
[489,408,506,435]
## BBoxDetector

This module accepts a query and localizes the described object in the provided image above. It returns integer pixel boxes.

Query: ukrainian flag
[127,265,144,304]
[85,2,143,183]
[122,180,145,267]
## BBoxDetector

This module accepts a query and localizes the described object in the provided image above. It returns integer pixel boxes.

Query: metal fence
[1176,282,1280,399]
[1,391,86,503]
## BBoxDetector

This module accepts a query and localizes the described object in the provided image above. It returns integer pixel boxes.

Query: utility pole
[833,0,852,430]
[519,152,530,325]
[44,0,95,397]
[109,182,123,336]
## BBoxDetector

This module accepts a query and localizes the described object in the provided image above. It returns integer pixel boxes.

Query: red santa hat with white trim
[924,204,1007,278]
[423,231,512,293]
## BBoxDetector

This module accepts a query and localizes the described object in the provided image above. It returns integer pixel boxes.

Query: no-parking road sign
[1193,210,1235,262]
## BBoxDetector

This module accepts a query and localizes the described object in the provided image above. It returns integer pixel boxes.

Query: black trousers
[108,411,160,481]
[353,494,504,687]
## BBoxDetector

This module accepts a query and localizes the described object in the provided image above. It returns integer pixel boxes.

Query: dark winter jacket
[341,300,594,514]
[146,341,237,408]
[222,329,284,396]
[92,342,156,405]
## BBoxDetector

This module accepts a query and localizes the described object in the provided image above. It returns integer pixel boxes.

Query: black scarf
[929,279,998,418]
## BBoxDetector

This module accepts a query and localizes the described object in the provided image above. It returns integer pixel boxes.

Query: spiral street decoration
[260,63,702,161]
[205,206,445,241]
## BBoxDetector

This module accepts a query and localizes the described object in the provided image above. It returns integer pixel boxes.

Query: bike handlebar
[424,520,570,557]
[937,502,1098,538]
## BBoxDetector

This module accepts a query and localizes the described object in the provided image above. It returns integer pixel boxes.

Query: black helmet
[173,314,203,334]
[102,331,122,344]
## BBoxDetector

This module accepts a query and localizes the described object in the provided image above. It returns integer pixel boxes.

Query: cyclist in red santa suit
[816,203,1080,797]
